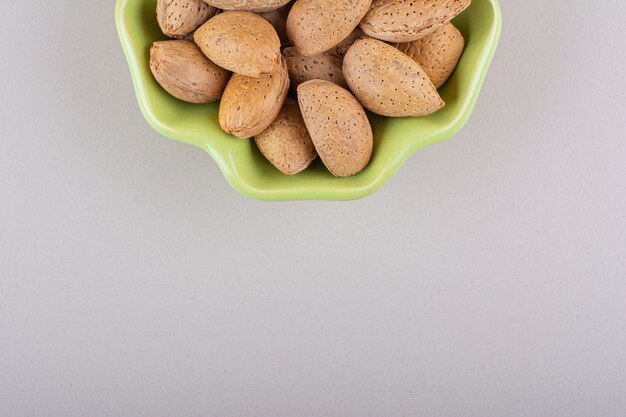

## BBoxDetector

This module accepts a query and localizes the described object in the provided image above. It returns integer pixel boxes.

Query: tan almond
[257,7,290,46]
[343,38,444,117]
[194,11,281,77]
[203,0,291,12]
[157,0,218,38]
[219,56,290,138]
[283,47,347,89]
[286,0,372,57]
[255,99,318,175]
[297,80,373,177]
[331,27,369,58]
[150,40,231,103]
[360,0,471,43]
[395,23,465,89]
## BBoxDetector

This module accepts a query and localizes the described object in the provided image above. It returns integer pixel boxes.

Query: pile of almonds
[150,0,470,177]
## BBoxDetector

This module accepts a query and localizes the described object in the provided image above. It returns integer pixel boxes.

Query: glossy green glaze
[115,0,501,201]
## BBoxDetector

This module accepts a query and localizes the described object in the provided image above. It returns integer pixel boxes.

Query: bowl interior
[116,0,501,201]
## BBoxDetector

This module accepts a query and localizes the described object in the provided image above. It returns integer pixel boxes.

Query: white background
[1,1,625,416]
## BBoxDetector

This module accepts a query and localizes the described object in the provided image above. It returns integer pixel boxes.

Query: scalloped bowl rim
[115,0,502,201]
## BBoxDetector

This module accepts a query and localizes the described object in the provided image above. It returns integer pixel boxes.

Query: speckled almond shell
[257,7,290,46]
[157,0,218,38]
[331,27,369,58]
[219,56,290,138]
[150,40,231,103]
[203,0,291,12]
[360,0,471,43]
[194,11,281,77]
[283,47,347,89]
[395,23,465,88]
[343,38,444,117]
[254,99,318,175]
[286,0,373,57]
[297,80,373,177]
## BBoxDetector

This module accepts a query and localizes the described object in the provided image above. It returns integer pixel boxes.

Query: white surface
[1,1,625,416]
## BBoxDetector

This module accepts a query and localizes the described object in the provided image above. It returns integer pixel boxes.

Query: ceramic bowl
[116,0,501,201]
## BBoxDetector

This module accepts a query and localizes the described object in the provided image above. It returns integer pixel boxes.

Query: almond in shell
[150,40,231,103]
[331,27,369,58]
[255,98,318,175]
[203,0,291,12]
[219,56,290,138]
[297,80,373,177]
[343,38,444,117]
[360,0,471,43]
[194,11,281,77]
[257,7,291,46]
[283,47,347,89]
[286,0,372,57]
[157,0,218,38]
[395,23,465,89]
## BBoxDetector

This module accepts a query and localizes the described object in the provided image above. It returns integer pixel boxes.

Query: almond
[257,7,290,47]
[203,0,291,12]
[331,27,369,58]
[343,38,444,117]
[156,0,218,38]
[297,80,373,177]
[395,23,465,89]
[194,11,281,77]
[286,0,372,57]
[255,99,317,175]
[283,47,347,89]
[360,0,471,43]
[150,40,231,103]
[219,55,290,138]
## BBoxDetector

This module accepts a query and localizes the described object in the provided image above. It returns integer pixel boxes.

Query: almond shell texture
[203,0,291,13]
[194,11,281,77]
[157,0,218,38]
[257,7,291,46]
[297,80,373,177]
[219,55,290,138]
[254,98,318,175]
[343,38,445,117]
[395,22,465,88]
[360,0,471,42]
[284,47,348,89]
[150,40,231,103]
[286,0,373,56]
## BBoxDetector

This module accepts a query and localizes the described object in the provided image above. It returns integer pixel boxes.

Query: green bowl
[115,0,501,201]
